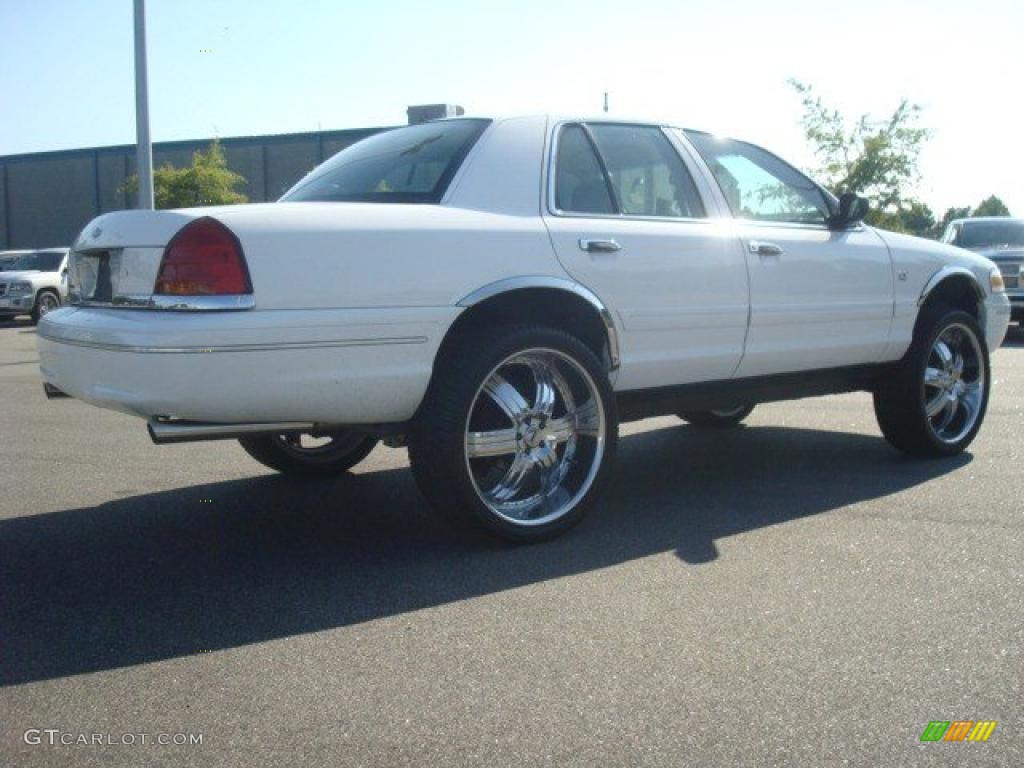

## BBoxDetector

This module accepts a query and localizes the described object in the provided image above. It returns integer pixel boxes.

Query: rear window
[281,119,491,204]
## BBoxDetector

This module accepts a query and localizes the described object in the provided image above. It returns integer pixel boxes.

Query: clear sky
[1,0,1021,215]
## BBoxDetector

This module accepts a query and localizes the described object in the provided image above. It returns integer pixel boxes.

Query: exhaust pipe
[43,383,71,400]
[147,418,316,445]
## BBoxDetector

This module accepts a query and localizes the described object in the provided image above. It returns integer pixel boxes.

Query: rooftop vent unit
[406,104,465,125]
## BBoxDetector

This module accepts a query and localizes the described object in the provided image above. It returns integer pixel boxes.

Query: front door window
[684,131,830,225]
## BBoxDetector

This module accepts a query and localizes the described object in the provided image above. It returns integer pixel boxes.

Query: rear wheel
[238,431,377,476]
[31,290,60,324]
[874,307,989,457]
[679,404,754,428]
[409,325,617,543]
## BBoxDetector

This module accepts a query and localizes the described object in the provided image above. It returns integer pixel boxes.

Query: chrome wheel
[37,293,59,317]
[923,323,985,445]
[464,348,606,526]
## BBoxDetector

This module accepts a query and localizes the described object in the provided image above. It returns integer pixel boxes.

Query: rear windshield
[281,119,491,204]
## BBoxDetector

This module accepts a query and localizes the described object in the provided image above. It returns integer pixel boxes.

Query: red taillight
[154,217,252,296]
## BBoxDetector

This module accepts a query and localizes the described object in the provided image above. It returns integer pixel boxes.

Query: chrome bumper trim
[36,332,428,354]
[70,294,255,311]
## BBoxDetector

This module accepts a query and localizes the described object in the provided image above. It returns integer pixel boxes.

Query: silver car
[0,248,70,323]
[943,217,1024,322]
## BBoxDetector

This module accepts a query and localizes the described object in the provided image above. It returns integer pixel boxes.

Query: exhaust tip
[43,383,70,400]
[147,417,317,445]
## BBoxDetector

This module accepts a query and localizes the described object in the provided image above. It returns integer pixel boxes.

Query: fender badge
[91,226,102,239]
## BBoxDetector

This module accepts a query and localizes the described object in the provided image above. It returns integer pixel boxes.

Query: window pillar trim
[578,123,622,215]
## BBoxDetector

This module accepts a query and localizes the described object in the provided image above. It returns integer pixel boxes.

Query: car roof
[444,114,718,138]
[951,217,1024,226]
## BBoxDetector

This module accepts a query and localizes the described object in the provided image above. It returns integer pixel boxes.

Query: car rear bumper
[37,305,459,424]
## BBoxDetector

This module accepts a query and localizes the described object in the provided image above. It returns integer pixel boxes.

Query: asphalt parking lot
[2,317,1021,767]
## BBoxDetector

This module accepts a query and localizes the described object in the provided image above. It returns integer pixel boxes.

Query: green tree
[789,79,931,231]
[933,206,972,238]
[972,195,1011,217]
[124,139,247,209]
[897,201,936,238]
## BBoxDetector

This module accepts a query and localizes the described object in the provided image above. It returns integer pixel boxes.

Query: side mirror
[827,192,869,230]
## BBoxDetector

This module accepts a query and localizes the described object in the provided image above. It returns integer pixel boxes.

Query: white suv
[0,248,69,323]
[37,117,1011,541]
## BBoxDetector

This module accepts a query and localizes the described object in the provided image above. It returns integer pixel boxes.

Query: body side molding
[457,275,621,369]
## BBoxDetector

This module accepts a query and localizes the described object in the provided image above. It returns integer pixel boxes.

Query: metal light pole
[133,0,154,209]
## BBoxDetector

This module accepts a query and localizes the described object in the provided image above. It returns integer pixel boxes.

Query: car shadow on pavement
[1,424,969,687]
[0,317,33,330]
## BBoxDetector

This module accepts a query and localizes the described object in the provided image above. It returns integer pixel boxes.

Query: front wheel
[31,290,60,324]
[678,405,754,428]
[238,431,378,476]
[409,325,618,543]
[874,307,990,457]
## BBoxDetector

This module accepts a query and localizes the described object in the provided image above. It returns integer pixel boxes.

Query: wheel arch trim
[456,276,620,369]
[918,266,985,307]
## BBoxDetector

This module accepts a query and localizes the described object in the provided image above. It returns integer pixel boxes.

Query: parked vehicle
[37,117,1011,541]
[942,217,1024,322]
[0,248,69,323]
[0,250,33,271]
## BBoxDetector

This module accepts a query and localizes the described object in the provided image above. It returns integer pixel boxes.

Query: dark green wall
[0,126,387,249]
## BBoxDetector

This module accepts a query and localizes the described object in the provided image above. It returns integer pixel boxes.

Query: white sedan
[38,116,1011,541]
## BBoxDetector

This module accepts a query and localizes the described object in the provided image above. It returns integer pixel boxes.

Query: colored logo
[920,721,997,742]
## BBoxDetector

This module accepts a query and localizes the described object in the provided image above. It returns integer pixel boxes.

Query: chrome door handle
[749,240,783,257]
[579,238,622,253]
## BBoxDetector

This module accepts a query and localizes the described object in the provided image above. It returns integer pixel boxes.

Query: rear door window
[554,125,615,215]
[554,123,706,219]
[587,124,705,218]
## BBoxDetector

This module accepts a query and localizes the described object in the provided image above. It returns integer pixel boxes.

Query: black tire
[31,290,60,324]
[873,306,990,457]
[679,404,754,428]
[408,324,618,543]
[238,431,378,476]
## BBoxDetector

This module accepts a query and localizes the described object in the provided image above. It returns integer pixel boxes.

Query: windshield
[10,250,64,272]
[281,119,491,204]
[955,220,1024,249]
